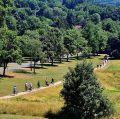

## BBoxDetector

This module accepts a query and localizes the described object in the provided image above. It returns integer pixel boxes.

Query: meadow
[1,55,119,119]
[0,55,102,97]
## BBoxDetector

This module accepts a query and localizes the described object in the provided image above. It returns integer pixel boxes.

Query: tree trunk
[77,53,78,60]
[34,61,35,74]
[67,55,68,62]
[31,56,32,71]
[60,57,61,63]
[3,61,6,76]
[52,59,53,66]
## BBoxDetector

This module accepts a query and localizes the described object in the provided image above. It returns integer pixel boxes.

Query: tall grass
[94,59,120,118]
[0,84,64,117]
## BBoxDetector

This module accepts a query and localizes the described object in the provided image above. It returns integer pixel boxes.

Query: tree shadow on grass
[24,67,48,70]
[0,74,14,78]
[99,58,104,60]
[42,64,58,67]
[69,57,77,60]
[44,109,68,119]
[32,66,48,69]
[13,69,32,74]
[108,57,120,60]
[52,62,64,64]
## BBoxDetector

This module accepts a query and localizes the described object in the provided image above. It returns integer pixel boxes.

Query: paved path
[0,53,80,73]
[0,62,41,72]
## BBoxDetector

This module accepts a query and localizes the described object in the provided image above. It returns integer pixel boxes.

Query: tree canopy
[61,61,115,119]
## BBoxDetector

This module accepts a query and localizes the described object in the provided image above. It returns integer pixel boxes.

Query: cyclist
[29,82,32,91]
[13,86,17,95]
[37,81,40,88]
[25,82,28,91]
[51,78,54,85]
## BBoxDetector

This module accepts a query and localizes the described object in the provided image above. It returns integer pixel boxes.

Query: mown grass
[0,54,103,97]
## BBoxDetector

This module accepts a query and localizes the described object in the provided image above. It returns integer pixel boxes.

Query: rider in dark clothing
[51,78,54,84]
[45,78,49,86]
[37,81,40,88]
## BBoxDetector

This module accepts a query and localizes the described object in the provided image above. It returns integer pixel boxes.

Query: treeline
[1,0,120,76]
[89,0,120,7]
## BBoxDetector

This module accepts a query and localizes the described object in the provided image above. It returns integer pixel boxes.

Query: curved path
[0,81,62,100]
[0,59,108,100]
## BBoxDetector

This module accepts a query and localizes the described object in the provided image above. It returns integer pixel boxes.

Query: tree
[22,30,43,73]
[5,15,17,31]
[0,0,13,27]
[64,35,76,62]
[0,28,23,76]
[67,9,76,29]
[81,20,99,56]
[90,13,101,24]
[42,28,65,65]
[75,33,88,60]
[60,61,114,119]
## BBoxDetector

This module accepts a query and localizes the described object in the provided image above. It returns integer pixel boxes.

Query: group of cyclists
[13,78,54,95]
[97,55,108,69]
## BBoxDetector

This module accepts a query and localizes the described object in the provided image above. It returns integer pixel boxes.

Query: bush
[60,61,115,119]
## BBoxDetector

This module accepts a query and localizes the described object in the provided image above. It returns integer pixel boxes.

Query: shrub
[60,61,115,119]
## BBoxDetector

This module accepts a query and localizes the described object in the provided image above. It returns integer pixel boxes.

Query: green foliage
[0,0,13,27]
[89,0,120,7]
[82,20,99,55]
[106,33,120,58]
[102,18,120,33]
[42,28,65,65]
[89,13,101,24]
[60,61,115,119]
[0,28,23,75]
[5,15,17,31]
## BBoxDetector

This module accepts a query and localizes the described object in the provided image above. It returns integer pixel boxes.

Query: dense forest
[89,0,120,7]
[1,0,120,75]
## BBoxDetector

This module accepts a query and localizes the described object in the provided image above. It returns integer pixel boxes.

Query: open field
[0,55,103,97]
[94,59,120,118]
[0,54,116,119]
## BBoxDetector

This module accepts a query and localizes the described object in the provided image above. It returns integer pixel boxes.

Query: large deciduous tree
[60,61,115,119]
[64,30,76,62]
[22,30,43,73]
[82,20,99,56]
[0,28,23,76]
[42,28,65,65]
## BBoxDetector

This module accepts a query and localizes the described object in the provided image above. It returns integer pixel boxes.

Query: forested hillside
[1,0,120,75]
[89,0,120,7]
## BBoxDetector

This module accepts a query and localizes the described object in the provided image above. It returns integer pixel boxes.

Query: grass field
[94,59,120,117]
[0,55,103,97]
[1,54,117,119]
